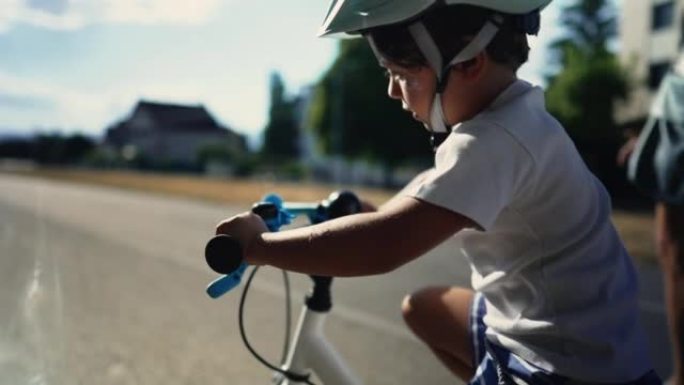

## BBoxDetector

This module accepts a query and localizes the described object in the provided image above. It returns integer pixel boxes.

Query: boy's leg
[401,286,475,381]
[656,202,684,385]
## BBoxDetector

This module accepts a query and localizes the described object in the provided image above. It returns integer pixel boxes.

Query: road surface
[0,173,671,384]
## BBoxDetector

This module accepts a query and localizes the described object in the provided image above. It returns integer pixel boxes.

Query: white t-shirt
[406,80,652,382]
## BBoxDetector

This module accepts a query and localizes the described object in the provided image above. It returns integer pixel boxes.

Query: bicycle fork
[274,276,362,385]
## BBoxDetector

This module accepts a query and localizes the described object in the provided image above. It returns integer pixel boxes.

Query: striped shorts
[467,292,662,385]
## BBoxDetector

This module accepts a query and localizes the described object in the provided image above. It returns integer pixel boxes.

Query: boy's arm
[233,195,474,277]
[379,169,433,211]
[355,169,433,213]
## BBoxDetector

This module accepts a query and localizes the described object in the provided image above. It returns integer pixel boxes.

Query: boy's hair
[367,5,530,71]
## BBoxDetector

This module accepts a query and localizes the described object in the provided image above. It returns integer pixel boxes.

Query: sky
[0,0,564,146]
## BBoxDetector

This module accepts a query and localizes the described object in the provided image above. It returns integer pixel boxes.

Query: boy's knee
[401,293,421,324]
[401,287,444,324]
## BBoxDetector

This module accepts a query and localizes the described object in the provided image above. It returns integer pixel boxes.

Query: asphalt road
[0,173,672,384]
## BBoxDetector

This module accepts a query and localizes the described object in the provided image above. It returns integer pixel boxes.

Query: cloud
[0,92,55,109]
[27,0,69,15]
[0,0,224,33]
[0,70,123,132]
[0,70,266,137]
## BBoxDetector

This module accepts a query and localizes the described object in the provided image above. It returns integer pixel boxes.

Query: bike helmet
[319,0,551,149]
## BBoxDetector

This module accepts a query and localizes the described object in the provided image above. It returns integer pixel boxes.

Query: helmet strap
[429,93,449,134]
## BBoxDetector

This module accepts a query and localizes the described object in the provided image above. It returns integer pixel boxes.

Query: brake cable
[238,265,316,385]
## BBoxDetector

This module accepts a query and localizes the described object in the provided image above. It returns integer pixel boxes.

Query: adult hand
[617,136,637,167]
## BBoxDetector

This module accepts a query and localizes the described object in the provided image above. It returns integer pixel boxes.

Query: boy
[216,1,660,383]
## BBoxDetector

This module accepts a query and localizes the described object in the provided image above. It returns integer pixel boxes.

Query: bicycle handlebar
[205,191,361,298]
[205,235,244,274]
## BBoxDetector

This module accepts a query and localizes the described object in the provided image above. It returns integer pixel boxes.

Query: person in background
[626,54,684,385]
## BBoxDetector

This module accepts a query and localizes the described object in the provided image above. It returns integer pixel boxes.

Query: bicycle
[204,191,364,385]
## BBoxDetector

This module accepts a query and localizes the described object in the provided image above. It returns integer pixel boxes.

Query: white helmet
[319,0,550,37]
[318,0,552,148]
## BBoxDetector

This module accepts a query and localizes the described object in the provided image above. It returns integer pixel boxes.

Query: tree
[308,39,432,186]
[261,72,300,162]
[550,0,616,60]
[62,134,97,164]
[0,137,32,159]
[545,0,630,193]
[32,133,96,165]
[546,46,629,145]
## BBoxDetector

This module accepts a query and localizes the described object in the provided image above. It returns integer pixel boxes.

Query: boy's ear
[451,51,487,81]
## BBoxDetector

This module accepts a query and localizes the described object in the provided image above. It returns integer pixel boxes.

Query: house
[104,100,247,166]
[617,0,683,129]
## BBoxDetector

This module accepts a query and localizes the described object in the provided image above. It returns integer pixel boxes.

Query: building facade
[618,0,683,127]
[105,100,247,167]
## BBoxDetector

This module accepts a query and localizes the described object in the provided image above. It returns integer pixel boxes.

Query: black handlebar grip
[251,202,279,219]
[205,234,244,274]
[205,203,277,274]
[326,191,362,219]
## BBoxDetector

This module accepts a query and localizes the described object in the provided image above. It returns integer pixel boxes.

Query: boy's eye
[383,69,406,81]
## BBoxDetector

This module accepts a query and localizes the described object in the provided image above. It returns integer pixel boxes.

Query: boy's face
[380,60,436,129]
[381,55,504,129]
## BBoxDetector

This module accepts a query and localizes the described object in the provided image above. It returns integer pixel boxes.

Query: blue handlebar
[206,264,248,298]
[205,193,302,298]
[205,190,360,298]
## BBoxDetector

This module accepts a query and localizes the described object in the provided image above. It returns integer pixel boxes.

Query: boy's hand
[215,212,268,264]
[360,200,377,213]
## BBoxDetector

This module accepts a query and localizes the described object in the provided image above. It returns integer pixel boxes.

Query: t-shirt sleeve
[405,123,530,230]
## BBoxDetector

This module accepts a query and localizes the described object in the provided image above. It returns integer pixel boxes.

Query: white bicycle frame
[272,277,362,385]
[205,195,367,385]
[274,306,362,385]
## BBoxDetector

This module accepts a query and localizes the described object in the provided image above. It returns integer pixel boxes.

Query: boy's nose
[387,78,401,100]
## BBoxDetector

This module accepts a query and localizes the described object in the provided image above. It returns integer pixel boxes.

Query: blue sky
[0,0,563,145]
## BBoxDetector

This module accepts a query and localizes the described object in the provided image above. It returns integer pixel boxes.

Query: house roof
[132,100,222,132]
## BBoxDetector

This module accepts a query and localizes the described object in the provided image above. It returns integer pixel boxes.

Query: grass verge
[1,168,395,206]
